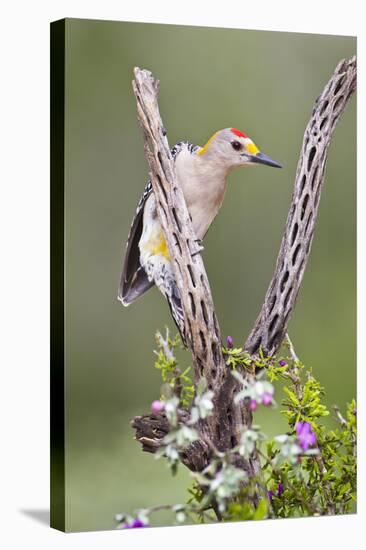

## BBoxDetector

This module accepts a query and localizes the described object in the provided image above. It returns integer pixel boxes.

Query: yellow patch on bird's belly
[144,232,170,259]
[197,131,219,155]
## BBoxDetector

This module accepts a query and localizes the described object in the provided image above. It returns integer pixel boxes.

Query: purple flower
[279,360,287,367]
[249,399,258,412]
[262,392,273,406]
[126,519,147,529]
[295,421,317,450]
[226,335,234,349]
[268,482,284,501]
[151,400,165,413]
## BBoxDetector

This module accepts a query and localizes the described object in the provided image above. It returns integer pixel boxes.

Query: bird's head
[197,127,282,172]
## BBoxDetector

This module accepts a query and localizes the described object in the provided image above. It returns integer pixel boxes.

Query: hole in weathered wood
[211,341,220,366]
[291,223,299,246]
[315,179,322,207]
[311,165,319,191]
[211,367,217,378]
[292,243,301,266]
[280,270,289,293]
[330,116,338,130]
[196,356,204,377]
[216,424,221,442]
[320,99,329,115]
[334,76,345,95]
[157,151,164,167]
[307,146,316,172]
[269,330,282,352]
[159,202,167,222]
[333,95,344,113]
[172,207,182,232]
[231,435,236,448]
[269,293,277,314]
[174,261,182,279]
[189,292,196,318]
[252,336,262,353]
[201,300,209,326]
[269,314,279,334]
[199,330,207,353]
[299,174,307,196]
[301,194,310,220]
[284,285,293,309]
[156,173,167,202]
[187,264,196,287]
[305,211,313,236]
[320,117,328,130]
[173,233,182,255]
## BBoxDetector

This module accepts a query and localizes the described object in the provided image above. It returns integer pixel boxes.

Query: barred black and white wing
[118,141,197,309]
[118,182,153,305]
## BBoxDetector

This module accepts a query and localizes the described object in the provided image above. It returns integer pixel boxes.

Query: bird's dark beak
[245,151,282,168]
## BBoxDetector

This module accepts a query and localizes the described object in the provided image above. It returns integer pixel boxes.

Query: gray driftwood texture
[131,56,356,478]
[245,56,357,355]
[132,68,256,476]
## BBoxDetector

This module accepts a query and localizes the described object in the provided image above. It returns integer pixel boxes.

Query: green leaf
[253,498,268,520]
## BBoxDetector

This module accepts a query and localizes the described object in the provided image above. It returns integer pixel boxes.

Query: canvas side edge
[50,18,66,533]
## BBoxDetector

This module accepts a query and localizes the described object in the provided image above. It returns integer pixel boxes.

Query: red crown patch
[231,128,248,139]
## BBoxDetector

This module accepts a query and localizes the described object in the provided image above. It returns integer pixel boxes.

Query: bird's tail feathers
[166,283,187,347]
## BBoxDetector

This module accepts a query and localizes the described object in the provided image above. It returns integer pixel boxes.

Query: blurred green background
[63,19,356,531]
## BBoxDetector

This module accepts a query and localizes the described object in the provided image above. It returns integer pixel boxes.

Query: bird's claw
[191,244,204,257]
[191,238,204,257]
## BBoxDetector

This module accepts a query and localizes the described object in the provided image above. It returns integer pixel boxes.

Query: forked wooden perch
[131,56,356,476]
[132,66,256,474]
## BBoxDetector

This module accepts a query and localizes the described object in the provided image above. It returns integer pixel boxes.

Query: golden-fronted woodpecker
[118,128,281,339]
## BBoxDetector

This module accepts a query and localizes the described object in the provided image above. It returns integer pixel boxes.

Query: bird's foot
[191,241,204,257]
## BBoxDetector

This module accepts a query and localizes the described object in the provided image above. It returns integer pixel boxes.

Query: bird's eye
[231,140,242,151]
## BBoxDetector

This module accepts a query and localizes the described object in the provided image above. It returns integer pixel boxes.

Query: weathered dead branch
[131,68,256,473]
[130,56,356,481]
[245,55,356,356]
[132,69,224,389]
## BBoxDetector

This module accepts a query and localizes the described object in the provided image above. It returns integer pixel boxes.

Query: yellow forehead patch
[246,140,259,155]
[197,131,220,155]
